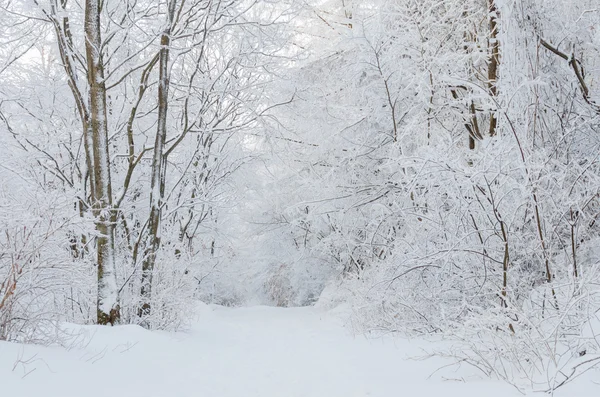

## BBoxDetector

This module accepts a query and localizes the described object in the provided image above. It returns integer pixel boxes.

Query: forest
[1,0,600,395]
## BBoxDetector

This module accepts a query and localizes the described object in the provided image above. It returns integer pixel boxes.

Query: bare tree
[139,0,177,319]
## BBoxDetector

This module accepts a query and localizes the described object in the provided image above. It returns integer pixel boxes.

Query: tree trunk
[487,0,500,137]
[139,0,177,320]
[85,0,119,325]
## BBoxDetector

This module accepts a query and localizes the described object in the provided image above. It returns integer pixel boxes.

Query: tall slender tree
[85,0,120,325]
[139,0,177,319]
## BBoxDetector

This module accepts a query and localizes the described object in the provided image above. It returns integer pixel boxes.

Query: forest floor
[0,304,597,397]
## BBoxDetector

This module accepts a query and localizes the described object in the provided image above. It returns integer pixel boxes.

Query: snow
[0,305,597,397]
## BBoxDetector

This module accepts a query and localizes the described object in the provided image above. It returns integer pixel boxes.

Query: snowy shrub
[263,264,295,307]
[0,176,90,342]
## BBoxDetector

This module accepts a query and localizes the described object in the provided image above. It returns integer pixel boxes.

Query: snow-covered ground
[0,305,597,397]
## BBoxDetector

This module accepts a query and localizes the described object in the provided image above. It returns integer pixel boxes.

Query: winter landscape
[1,0,600,396]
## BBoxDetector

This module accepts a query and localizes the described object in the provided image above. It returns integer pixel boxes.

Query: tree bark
[139,0,177,320]
[85,0,119,325]
[487,0,500,137]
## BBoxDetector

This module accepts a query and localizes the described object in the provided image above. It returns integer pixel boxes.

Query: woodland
[1,0,600,392]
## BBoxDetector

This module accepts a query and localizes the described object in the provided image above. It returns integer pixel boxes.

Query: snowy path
[0,305,593,397]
